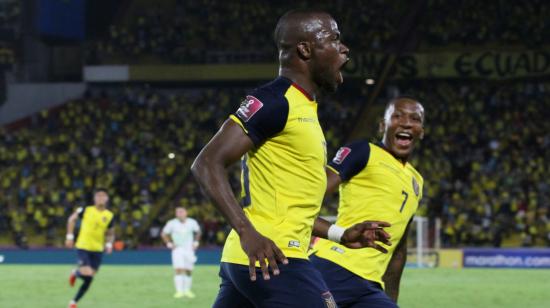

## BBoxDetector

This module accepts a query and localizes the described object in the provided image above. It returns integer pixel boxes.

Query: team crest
[412,177,420,197]
[102,216,108,223]
[333,147,351,165]
[321,291,337,308]
[236,95,263,122]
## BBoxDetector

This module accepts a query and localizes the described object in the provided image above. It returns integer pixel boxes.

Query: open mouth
[395,132,413,147]
[337,58,350,84]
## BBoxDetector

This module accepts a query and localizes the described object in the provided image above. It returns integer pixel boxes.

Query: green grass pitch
[1,265,548,307]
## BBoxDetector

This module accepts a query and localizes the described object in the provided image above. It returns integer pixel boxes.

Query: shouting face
[380,98,425,160]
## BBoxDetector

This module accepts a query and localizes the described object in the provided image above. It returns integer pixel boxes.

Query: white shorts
[171,247,197,270]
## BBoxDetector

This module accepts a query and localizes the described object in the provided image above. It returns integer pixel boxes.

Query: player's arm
[105,227,115,254]
[313,168,391,252]
[383,219,412,302]
[161,221,175,249]
[191,119,288,281]
[65,207,83,248]
[193,222,202,250]
[104,217,115,254]
[161,232,174,249]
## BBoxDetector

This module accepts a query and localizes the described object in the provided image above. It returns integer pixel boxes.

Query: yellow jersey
[314,141,423,288]
[75,205,114,252]
[222,76,327,265]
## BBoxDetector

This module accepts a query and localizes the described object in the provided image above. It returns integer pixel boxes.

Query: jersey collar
[377,141,408,166]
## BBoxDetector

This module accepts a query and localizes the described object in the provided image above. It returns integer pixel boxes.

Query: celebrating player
[192,9,390,308]
[311,97,425,307]
[161,207,202,299]
[65,188,115,308]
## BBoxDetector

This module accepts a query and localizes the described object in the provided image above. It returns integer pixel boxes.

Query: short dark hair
[384,96,424,121]
[94,188,109,195]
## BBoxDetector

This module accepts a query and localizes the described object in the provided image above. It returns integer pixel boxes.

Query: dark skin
[325,98,425,302]
[191,11,390,282]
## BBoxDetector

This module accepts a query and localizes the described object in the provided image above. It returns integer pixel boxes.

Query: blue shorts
[310,255,398,308]
[213,258,336,308]
[77,249,103,271]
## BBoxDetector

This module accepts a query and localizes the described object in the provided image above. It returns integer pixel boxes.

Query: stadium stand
[2,0,549,251]
[88,0,402,64]
[0,84,361,248]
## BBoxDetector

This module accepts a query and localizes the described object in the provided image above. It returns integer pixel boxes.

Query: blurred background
[0,0,549,307]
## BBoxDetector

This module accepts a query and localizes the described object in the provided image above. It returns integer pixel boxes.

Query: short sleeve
[107,216,115,228]
[193,220,201,233]
[328,141,371,181]
[76,207,84,219]
[162,221,173,235]
[230,87,289,146]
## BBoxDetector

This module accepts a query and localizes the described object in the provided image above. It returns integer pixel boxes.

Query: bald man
[311,98,426,307]
[192,9,390,308]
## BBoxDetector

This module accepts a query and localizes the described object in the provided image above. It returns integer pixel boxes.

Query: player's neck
[279,69,317,100]
[178,218,186,223]
[95,204,106,211]
[380,141,408,165]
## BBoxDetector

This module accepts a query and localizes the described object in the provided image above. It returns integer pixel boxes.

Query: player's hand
[239,226,288,282]
[105,243,113,254]
[341,221,392,253]
[65,239,74,248]
[166,242,175,250]
[193,241,199,250]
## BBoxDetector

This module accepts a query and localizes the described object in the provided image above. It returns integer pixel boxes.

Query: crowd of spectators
[0,83,360,248]
[380,80,550,247]
[88,0,401,64]
[87,0,550,65]
[0,87,234,247]
[419,0,550,48]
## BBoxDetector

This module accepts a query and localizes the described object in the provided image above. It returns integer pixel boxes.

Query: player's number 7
[400,191,408,212]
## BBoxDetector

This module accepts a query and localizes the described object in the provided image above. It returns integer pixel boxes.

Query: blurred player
[161,207,201,299]
[65,188,115,308]
[192,9,390,308]
[311,98,425,307]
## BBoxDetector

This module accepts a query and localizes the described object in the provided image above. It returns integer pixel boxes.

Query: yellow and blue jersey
[313,141,423,288]
[222,76,327,265]
[75,205,114,252]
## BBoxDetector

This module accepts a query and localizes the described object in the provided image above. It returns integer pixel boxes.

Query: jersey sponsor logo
[330,246,345,254]
[333,147,351,165]
[288,240,300,248]
[297,117,315,123]
[321,291,337,308]
[412,176,420,197]
[236,95,263,122]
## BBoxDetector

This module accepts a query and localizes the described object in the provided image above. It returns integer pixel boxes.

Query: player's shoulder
[236,77,292,119]
[79,205,94,213]
[251,76,293,103]
[187,217,199,224]
[166,218,178,225]
[332,139,371,165]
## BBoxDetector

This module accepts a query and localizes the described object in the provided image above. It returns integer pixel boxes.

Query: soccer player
[310,97,425,307]
[191,9,390,308]
[65,188,115,308]
[161,207,202,299]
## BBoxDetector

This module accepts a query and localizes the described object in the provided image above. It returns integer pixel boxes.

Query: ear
[378,120,385,136]
[419,127,425,140]
[297,42,312,60]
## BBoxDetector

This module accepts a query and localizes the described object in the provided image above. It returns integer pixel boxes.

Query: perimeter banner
[463,248,550,268]
[343,50,550,79]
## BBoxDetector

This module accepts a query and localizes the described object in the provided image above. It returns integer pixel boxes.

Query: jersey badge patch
[333,147,351,165]
[236,95,263,122]
[412,177,420,197]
